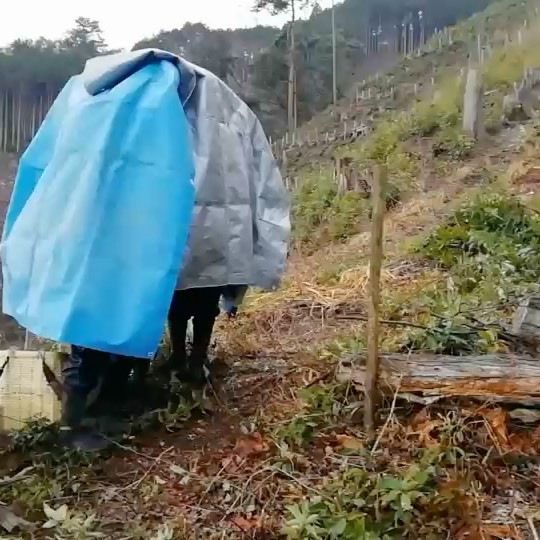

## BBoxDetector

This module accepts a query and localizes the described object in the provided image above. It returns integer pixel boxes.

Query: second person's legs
[167,289,192,377]
[167,288,223,384]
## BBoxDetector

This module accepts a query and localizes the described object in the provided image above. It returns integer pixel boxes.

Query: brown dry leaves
[233,432,269,459]
[335,434,364,450]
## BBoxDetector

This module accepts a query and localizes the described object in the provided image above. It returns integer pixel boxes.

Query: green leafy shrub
[419,194,540,284]
[282,456,465,540]
[293,168,337,245]
[274,385,342,448]
[484,91,504,133]
[483,45,526,91]
[432,128,475,160]
[406,193,540,354]
[409,78,462,138]
[327,192,370,241]
[403,283,501,354]
[293,161,404,247]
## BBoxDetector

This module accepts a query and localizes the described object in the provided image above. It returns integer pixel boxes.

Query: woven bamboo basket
[0,348,68,431]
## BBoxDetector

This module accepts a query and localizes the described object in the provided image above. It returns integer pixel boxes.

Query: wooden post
[364,165,387,439]
[463,68,483,139]
[281,149,288,178]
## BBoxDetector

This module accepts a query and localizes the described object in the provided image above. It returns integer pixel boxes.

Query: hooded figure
[76,50,290,387]
[3,50,290,448]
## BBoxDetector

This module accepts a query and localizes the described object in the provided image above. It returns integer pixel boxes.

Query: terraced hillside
[2,0,540,537]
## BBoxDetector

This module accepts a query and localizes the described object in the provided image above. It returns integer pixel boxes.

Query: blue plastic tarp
[1,60,195,358]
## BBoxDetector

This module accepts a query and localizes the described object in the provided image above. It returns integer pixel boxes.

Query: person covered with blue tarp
[1,49,290,449]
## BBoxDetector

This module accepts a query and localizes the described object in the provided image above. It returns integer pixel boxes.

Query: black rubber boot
[60,391,108,452]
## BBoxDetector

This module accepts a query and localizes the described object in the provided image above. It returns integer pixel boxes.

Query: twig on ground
[371,373,404,455]
[272,466,328,499]
[336,314,435,331]
[304,368,335,388]
[218,465,275,525]
[116,446,174,494]
[198,457,246,506]
[528,517,540,540]
[0,466,34,487]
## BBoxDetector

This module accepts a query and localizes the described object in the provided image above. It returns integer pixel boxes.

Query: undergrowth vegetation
[270,378,539,540]
[292,76,473,248]
[404,192,540,354]
[292,0,540,250]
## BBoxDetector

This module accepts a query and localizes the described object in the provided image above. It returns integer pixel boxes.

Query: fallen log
[336,354,540,406]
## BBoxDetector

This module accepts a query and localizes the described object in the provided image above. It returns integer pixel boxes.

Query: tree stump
[333,157,371,197]
[513,294,540,346]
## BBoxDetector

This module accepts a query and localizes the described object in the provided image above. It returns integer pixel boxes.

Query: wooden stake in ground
[463,68,484,139]
[364,165,387,438]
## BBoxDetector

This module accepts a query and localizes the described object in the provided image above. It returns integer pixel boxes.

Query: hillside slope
[2,1,540,538]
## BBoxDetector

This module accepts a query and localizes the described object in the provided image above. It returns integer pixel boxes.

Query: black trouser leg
[100,355,146,403]
[62,346,108,429]
[167,290,190,374]
[167,288,222,383]
[132,359,150,388]
[191,288,222,361]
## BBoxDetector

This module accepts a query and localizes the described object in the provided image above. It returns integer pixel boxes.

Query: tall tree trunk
[22,94,27,147]
[16,90,22,153]
[287,0,296,137]
[31,95,37,140]
[0,90,4,153]
[293,69,297,131]
[39,92,44,127]
[2,90,8,153]
[11,91,16,151]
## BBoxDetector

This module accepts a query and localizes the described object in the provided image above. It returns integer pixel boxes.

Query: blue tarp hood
[80,49,198,105]
[1,58,196,358]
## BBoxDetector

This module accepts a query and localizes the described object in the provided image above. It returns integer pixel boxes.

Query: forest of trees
[0,0,495,152]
